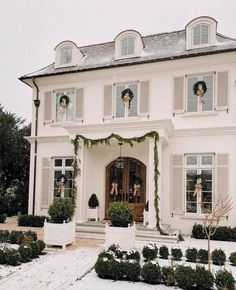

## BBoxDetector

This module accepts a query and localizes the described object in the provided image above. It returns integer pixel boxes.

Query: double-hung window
[60,47,72,65]
[186,74,214,112]
[185,154,214,214]
[115,83,138,118]
[53,158,73,198]
[121,37,135,57]
[193,25,209,46]
[55,89,75,122]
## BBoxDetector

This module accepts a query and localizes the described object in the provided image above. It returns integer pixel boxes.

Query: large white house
[20,16,236,234]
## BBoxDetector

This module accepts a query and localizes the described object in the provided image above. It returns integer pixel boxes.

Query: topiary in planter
[229,251,236,266]
[215,269,235,290]
[108,202,134,227]
[185,247,198,263]
[211,248,226,266]
[88,193,99,208]
[48,198,74,223]
[195,266,214,290]
[174,265,196,289]
[141,261,162,284]
[159,245,169,259]
[197,248,208,264]
[162,266,175,286]
[171,248,183,261]
[142,243,158,261]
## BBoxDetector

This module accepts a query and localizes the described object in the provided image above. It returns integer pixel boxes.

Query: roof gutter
[31,77,40,215]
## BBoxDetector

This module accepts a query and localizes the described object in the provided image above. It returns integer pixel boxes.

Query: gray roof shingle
[20,30,236,80]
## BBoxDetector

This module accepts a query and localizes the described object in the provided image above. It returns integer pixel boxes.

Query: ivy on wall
[71,131,163,233]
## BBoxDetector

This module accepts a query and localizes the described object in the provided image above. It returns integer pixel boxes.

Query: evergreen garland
[71,131,163,233]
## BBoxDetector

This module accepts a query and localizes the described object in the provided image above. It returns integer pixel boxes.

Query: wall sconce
[226,215,229,221]
[171,212,174,218]
[33,99,40,108]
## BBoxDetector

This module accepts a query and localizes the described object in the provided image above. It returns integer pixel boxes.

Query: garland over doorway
[71,131,162,233]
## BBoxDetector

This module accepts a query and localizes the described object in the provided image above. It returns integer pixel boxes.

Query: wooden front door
[105,157,146,222]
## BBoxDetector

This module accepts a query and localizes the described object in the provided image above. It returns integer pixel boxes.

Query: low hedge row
[18,215,49,228]
[0,230,37,244]
[192,223,236,241]
[95,247,235,289]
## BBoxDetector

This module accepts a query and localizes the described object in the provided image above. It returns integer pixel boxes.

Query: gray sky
[0,0,235,123]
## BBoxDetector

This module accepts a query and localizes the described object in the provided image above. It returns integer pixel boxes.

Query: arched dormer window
[185,16,217,50]
[54,40,83,68]
[114,30,144,60]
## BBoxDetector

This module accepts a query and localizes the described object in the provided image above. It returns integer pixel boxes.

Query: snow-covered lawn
[0,237,236,290]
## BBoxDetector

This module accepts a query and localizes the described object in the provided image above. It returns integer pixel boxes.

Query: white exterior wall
[27,51,236,234]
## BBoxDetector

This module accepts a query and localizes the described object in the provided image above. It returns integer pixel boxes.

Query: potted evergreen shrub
[44,198,75,250]
[105,202,135,251]
[87,193,100,221]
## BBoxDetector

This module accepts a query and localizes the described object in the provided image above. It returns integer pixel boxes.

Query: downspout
[32,77,40,215]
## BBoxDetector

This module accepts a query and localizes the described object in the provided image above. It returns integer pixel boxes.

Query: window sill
[50,120,83,126]
[110,115,149,122]
[182,111,218,117]
[181,214,206,220]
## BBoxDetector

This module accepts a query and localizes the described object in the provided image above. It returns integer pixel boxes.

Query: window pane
[121,37,134,56]
[55,159,62,167]
[65,159,73,167]
[201,25,209,44]
[116,86,125,118]
[128,84,137,117]
[202,76,213,111]
[201,156,212,165]
[56,91,75,122]
[61,47,72,64]
[186,156,197,165]
[186,203,197,213]
[193,26,200,45]
[187,77,198,112]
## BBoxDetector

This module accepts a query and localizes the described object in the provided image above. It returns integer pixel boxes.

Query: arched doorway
[105,157,146,222]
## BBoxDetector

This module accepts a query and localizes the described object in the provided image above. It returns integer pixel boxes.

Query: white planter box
[105,223,136,251]
[143,210,149,226]
[44,221,75,250]
[87,208,100,221]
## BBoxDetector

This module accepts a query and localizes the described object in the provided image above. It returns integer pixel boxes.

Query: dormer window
[185,16,217,50]
[60,46,72,65]
[193,25,209,46]
[114,30,144,60]
[121,37,135,56]
[54,40,83,68]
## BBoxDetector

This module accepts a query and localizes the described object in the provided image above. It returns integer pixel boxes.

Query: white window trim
[184,154,215,216]
[52,157,74,199]
[185,73,215,113]
[113,82,140,119]
[185,16,217,50]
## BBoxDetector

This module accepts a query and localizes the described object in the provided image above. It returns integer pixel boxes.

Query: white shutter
[103,85,113,119]
[75,88,84,120]
[173,77,184,114]
[139,81,149,115]
[216,71,229,110]
[216,154,229,202]
[44,92,52,123]
[41,158,51,209]
[171,155,184,215]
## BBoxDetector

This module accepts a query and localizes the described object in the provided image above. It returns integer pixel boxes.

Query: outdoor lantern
[115,142,125,169]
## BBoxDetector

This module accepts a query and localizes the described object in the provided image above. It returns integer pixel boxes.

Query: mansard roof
[20,30,236,80]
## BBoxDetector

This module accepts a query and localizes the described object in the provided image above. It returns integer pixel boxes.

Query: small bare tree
[201,195,233,272]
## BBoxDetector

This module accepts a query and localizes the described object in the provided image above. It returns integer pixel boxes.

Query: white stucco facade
[22,17,236,234]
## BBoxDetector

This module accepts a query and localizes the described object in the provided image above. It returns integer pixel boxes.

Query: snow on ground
[0,237,236,290]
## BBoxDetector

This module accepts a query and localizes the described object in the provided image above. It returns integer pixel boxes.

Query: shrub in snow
[197,248,208,264]
[142,243,158,261]
[108,202,134,227]
[195,266,214,290]
[141,261,162,284]
[95,257,111,279]
[17,230,37,245]
[125,249,140,261]
[29,241,40,259]
[9,230,24,244]
[215,269,235,290]
[98,250,115,260]
[125,259,141,281]
[18,245,32,263]
[36,240,46,255]
[18,214,48,227]
[0,248,6,264]
[108,258,127,280]
[211,248,226,266]
[192,223,206,239]
[185,247,198,263]
[174,265,195,289]
[20,235,34,246]
[161,266,175,286]
[171,248,183,261]
[159,245,169,259]
[0,230,10,243]
[0,214,6,223]
[229,251,236,266]
[107,244,123,259]
[4,248,21,266]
